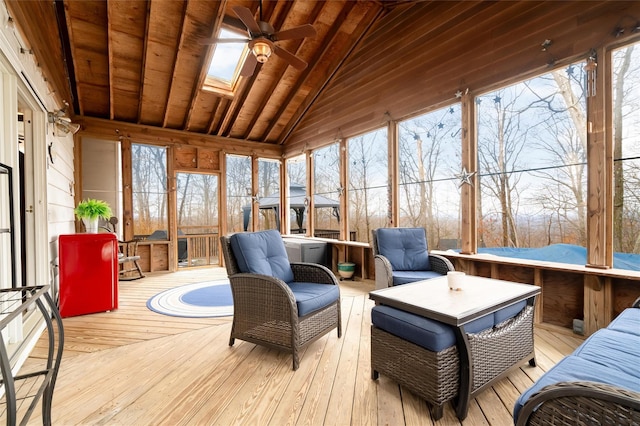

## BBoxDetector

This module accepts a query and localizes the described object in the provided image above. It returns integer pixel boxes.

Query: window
[226,154,252,232]
[131,144,168,237]
[257,158,280,231]
[313,144,341,240]
[476,62,587,253]
[398,105,461,250]
[612,41,640,269]
[286,154,307,234]
[204,28,248,95]
[348,128,388,243]
[176,172,219,266]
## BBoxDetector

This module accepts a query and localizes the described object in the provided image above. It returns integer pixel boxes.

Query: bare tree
[477,89,530,247]
[612,45,639,252]
[226,155,251,232]
[131,144,168,235]
[348,129,388,243]
[398,106,460,248]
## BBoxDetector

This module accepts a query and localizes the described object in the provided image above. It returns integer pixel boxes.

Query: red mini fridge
[58,233,119,318]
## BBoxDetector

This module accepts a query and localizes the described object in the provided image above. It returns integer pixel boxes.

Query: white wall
[0,1,76,367]
[0,3,77,286]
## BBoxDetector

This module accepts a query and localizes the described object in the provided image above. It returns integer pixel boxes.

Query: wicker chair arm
[228,272,298,315]
[374,255,394,289]
[516,381,640,426]
[290,263,339,285]
[429,254,455,274]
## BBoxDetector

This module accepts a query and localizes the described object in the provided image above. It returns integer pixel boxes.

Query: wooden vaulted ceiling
[6,0,400,146]
[6,1,640,152]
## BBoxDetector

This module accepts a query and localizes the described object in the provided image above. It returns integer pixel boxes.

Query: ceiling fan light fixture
[252,40,272,63]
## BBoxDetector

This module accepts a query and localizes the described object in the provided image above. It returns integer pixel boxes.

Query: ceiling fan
[202,3,316,76]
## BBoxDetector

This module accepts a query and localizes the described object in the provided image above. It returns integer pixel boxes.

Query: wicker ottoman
[371,302,535,420]
[371,326,459,420]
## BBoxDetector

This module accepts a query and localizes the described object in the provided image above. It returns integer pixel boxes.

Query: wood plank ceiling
[6,1,640,150]
[7,0,402,145]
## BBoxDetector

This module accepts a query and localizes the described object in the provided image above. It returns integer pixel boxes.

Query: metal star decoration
[456,167,476,187]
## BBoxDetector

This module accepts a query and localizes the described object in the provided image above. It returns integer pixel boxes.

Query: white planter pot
[82,217,99,233]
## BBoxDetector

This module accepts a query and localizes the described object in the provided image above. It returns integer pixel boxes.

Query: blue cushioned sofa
[514,299,640,425]
[371,227,454,290]
[220,230,341,370]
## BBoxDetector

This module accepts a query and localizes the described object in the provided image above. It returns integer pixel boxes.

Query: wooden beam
[6,0,73,109]
[184,0,226,131]
[242,0,324,140]
[78,116,283,158]
[277,1,382,147]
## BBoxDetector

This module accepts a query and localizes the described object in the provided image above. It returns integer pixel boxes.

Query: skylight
[206,27,247,90]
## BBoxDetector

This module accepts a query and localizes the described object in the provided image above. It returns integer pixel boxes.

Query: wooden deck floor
[27,268,585,425]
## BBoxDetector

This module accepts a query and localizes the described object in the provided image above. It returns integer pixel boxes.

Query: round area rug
[146,280,233,318]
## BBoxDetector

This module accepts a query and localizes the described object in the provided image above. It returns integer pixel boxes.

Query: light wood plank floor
[26,268,585,425]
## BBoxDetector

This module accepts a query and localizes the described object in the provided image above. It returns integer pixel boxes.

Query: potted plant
[74,199,112,233]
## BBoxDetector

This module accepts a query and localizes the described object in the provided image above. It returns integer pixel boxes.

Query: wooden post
[388,120,399,227]
[339,138,348,241]
[251,155,259,231]
[460,91,477,254]
[586,47,609,268]
[219,151,227,237]
[306,151,314,238]
[280,157,289,235]
[120,138,133,241]
[583,275,612,335]
[167,145,177,271]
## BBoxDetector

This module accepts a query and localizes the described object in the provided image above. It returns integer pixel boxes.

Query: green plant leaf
[74,198,112,220]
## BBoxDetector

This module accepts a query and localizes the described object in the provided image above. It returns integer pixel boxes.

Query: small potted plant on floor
[74,199,112,233]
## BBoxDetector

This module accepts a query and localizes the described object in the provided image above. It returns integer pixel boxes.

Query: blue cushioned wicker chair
[220,230,342,370]
[371,227,454,290]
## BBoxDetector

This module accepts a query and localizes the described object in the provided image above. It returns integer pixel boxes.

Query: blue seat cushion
[572,329,640,377]
[513,353,640,423]
[287,282,340,317]
[392,270,443,285]
[371,305,494,352]
[229,230,294,283]
[494,300,527,324]
[606,308,640,336]
[376,228,431,271]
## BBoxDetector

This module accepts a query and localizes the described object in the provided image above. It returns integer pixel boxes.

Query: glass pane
[286,154,307,235]
[612,41,640,270]
[207,28,247,84]
[348,127,388,243]
[257,158,280,231]
[313,144,341,240]
[176,172,219,267]
[476,62,587,259]
[226,154,252,233]
[399,104,461,250]
[132,144,168,238]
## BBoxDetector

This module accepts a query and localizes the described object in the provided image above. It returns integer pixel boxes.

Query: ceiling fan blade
[272,24,317,41]
[199,37,250,45]
[273,45,308,70]
[232,6,261,35]
[239,54,258,76]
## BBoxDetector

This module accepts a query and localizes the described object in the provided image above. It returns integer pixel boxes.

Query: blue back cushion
[376,228,431,271]
[229,230,294,283]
